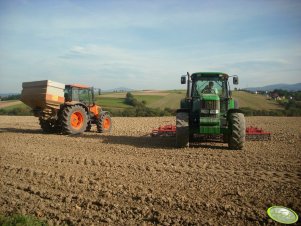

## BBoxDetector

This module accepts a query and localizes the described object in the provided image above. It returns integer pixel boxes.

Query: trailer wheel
[61,105,88,134]
[176,111,189,148]
[96,112,112,133]
[228,113,245,150]
[39,118,57,133]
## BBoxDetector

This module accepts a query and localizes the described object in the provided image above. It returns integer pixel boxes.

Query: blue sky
[0,0,300,93]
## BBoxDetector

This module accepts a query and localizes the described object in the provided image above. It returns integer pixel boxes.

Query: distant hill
[103,87,134,93]
[245,83,301,92]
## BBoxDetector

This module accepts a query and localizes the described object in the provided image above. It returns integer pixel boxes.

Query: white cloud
[0,0,301,92]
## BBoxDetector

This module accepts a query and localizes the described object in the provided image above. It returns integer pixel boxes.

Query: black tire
[61,105,88,134]
[176,111,189,148]
[39,118,57,133]
[85,122,92,132]
[96,112,112,133]
[228,113,245,150]
[222,134,229,143]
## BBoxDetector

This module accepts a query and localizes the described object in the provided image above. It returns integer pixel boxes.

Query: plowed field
[0,116,300,225]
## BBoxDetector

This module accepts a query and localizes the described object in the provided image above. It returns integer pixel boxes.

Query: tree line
[1,91,300,116]
[0,94,21,101]
[240,89,301,116]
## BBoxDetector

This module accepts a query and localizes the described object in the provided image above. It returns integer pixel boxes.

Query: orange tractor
[21,80,112,134]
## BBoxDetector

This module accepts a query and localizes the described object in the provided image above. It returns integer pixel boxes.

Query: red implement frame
[245,126,271,141]
[151,125,176,137]
[151,125,271,141]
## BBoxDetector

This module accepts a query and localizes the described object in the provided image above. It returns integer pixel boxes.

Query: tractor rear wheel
[222,134,229,143]
[176,111,189,148]
[39,118,57,133]
[96,112,112,133]
[61,105,88,134]
[228,113,245,150]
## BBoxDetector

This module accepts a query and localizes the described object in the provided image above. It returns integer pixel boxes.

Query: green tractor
[176,72,245,149]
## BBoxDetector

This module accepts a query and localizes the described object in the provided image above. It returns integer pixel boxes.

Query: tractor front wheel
[176,111,189,148]
[228,113,245,150]
[96,112,112,133]
[85,122,92,132]
[61,105,88,134]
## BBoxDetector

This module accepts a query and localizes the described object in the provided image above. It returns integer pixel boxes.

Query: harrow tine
[245,126,271,141]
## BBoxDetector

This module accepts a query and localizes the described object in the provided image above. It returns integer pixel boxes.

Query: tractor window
[216,80,228,98]
[193,79,228,98]
[78,89,91,104]
[70,88,80,101]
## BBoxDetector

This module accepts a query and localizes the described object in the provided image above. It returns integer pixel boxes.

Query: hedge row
[1,106,300,117]
[0,107,33,116]
[240,107,301,116]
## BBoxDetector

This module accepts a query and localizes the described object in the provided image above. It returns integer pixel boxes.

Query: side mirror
[233,76,239,85]
[181,75,186,84]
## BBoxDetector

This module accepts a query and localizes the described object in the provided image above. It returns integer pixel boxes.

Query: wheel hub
[70,112,83,129]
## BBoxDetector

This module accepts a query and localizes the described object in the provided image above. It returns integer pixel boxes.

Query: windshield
[78,88,91,103]
[192,78,228,98]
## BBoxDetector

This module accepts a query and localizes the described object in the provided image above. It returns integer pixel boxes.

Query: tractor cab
[64,84,100,118]
[191,73,230,98]
[64,84,95,105]
[182,72,238,99]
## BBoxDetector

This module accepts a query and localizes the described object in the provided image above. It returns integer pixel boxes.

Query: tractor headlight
[201,109,219,114]
[210,109,219,114]
[200,109,209,114]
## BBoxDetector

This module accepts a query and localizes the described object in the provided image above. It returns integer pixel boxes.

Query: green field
[98,90,284,111]
[96,91,185,110]
[95,95,163,110]
[0,90,284,116]
[0,102,29,111]
[148,93,185,109]
[232,91,283,110]
[134,95,163,105]
[0,102,32,115]
[95,97,130,109]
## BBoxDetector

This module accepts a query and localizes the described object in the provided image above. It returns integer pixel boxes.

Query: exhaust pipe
[186,72,191,98]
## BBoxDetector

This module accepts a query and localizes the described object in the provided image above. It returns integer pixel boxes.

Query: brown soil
[0,116,300,225]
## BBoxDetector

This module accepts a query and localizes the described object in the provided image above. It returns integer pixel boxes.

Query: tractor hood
[200,94,220,101]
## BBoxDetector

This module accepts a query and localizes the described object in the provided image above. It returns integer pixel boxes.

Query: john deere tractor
[21,80,112,135]
[176,72,245,149]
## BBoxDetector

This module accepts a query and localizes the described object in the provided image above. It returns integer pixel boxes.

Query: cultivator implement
[245,126,271,141]
[151,125,176,137]
[151,125,271,141]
